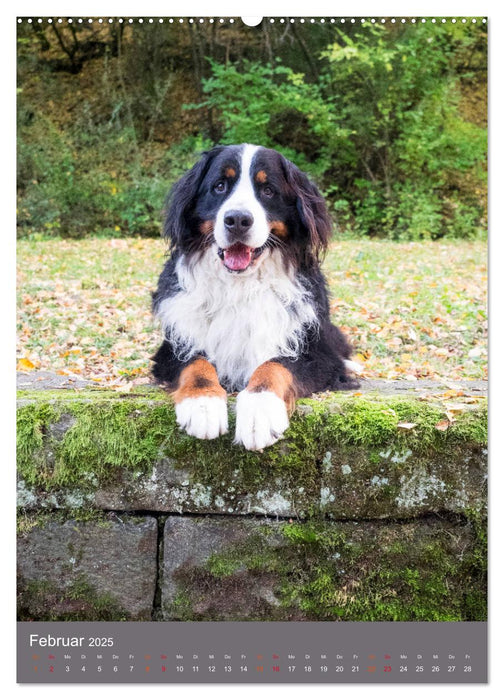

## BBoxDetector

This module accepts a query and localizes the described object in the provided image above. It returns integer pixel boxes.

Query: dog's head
[164,144,332,273]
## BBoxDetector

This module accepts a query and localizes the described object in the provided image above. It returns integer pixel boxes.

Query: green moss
[17,401,61,484]
[318,395,487,453]
[206,555,245,579]
[16,389,487,506]
[163,398,325,497]
[458,511,487,619]
[16,391,324,501]
[169,591,196,621]
[449,406,488,445]
[282,519,486,621]
[17,510,99,535]
[168,518,487,622]
[57,401,176,485]
[282,521,348,551]
[17,575,130,621]
[17,511,63,535]
[368,452,382,465]
[17,396,178,488]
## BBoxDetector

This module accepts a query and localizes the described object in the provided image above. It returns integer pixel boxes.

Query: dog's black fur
[151,144,359,450]
[152,144,358,396]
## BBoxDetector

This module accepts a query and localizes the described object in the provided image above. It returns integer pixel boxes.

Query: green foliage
[321,23,487,239]
[194,23,486,239]
[17,113,166,238]
[17,21,486,240]
[17,103,213,238]
[192,60,351,177]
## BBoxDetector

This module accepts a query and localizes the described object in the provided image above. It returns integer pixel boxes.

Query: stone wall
[17,375,487,622]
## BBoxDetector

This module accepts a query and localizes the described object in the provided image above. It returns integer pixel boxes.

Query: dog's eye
[263,185,274,198]
[213,180,228,194]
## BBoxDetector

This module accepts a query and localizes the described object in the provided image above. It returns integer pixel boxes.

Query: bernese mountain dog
[152,144,361,451]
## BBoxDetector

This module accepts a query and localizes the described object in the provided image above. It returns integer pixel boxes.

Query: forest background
[17,18,487,241]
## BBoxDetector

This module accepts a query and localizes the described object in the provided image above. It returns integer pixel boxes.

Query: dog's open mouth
[218,242,266,272]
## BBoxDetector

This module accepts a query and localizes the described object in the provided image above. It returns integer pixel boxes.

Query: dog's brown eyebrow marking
[269,220,288,237]
[199,220,215,235]
[255,170,268,183]
[225,167,236,178]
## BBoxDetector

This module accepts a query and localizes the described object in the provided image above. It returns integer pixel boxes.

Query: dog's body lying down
[152,144,360,450]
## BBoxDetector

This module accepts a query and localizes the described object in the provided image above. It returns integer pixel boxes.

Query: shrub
[192,23,486,240]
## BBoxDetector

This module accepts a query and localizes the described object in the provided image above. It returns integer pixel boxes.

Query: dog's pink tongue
[223,243,253,271]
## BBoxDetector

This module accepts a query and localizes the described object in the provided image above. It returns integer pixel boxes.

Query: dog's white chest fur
[156,249,317,390]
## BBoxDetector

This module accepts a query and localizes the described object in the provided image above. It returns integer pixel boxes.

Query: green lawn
[16,238,487,387]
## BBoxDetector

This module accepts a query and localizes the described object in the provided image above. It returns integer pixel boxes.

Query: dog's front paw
[234,390,289,451]
[175,395,228,439]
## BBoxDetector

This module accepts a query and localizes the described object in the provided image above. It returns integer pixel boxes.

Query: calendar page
[16,13,488,684]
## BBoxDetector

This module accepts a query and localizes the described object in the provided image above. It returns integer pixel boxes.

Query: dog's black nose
[224,210,254,240]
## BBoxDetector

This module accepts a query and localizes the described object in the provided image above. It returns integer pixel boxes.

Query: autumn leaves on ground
[16,238,487,390]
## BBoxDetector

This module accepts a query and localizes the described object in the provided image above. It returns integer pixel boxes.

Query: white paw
[344,359,363,375]
[175,396,228,439]
[234,390,289,451]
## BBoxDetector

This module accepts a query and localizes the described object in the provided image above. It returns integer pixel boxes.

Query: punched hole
[241,16,263,27]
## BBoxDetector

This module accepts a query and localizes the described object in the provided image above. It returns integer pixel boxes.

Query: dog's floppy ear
[164,146,224,251]
[281,156,332,267]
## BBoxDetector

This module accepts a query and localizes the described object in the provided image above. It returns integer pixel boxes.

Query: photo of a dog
[152,144,361,450]
[16,17,486,626]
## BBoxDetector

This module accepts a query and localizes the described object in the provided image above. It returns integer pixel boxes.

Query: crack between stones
[89,507,473,527]
[151,515,166,621]
[19,505,475,526]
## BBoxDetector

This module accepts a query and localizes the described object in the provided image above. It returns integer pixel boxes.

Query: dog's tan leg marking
[246,361,297,413]
[172,358,228,439]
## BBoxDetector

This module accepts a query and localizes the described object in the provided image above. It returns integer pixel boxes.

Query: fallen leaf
[17,357,35,371]
[435,420,450,431]
[397,422,417,430]
[115,382,133,393]
[444,403,469,414]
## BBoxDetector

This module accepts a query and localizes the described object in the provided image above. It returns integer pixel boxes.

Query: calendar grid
[18,621,487,683]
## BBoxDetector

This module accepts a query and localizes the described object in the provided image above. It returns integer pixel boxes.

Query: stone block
[16,379,487,519]
[160,515,486,622]
[17,516,158,620]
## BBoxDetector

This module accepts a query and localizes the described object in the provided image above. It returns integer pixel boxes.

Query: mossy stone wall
[16,377,487,622]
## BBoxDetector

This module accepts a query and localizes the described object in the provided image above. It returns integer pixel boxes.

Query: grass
[16,238,487,386]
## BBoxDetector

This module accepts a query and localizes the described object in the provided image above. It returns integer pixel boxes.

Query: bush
[191,59,352,180]
[17,77,212,239]
[192,23,486,239]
